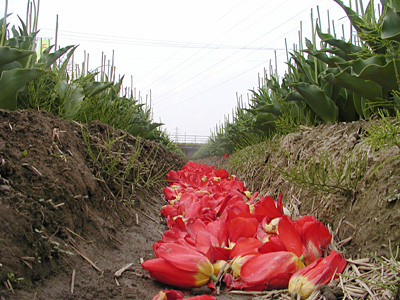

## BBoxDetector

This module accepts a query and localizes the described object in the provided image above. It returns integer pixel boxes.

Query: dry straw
[247,243,399,300]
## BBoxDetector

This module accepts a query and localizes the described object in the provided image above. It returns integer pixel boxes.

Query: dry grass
[242,250,399,300]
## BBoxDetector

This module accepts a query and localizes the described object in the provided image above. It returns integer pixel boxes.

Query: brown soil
[0,109,399,299]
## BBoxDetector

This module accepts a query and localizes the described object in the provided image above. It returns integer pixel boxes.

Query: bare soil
[0,109,399,299]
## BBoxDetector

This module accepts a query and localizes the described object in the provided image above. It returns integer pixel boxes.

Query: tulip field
[142,162,347,299]
[195,0,400,158]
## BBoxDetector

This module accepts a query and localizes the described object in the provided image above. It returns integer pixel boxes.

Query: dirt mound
[0,109,189,299]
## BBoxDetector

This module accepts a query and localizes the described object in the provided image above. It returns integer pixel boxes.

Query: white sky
[3,0,364,138]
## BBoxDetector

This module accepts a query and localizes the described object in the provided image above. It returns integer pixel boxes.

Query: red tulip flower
[151,289,217,300]
[288,250,347,299]
[224,211,259,243]
[142,243,215,289]
[240,251,305,290]
[277,215,332,265]
[152,289,184,300]
[186,296,218,300]
[230,254,258,278]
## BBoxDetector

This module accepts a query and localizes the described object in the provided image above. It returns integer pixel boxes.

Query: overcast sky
[4,0,363,138]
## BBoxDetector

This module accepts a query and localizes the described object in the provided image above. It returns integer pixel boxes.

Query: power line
[39,28,287,50]
[138,0,279,91]
[152,0,323,106]
[131,0,249,88]
[156,59,268,113]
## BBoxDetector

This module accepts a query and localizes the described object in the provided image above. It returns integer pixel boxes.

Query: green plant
[271,149,368,197]
[1,1,177,154]
[363,109,400,150]
[0,1,79,111]
[199,0,400,159]
[361,108,400,175]
[81,125,169,203]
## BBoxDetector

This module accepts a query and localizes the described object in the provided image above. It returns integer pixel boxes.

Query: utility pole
[175,127,179,143]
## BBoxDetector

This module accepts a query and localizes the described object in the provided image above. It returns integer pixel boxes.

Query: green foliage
[0,1,176,152]
[199,0,400,158]
[361,108,400,175]
[0,67,45,109]
[81,126,168,201]
[363,109,400,150]
[270,149,368,197]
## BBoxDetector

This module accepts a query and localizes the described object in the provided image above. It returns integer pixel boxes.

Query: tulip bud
[152,289,183,300]
[240,251,305,290]
[151,290,218,300]
[142,243,214,289]
[212,260,227,277]
[231,255,257,278]
[288,251,347,299]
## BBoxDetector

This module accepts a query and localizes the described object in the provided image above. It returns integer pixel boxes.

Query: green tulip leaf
[0,68,45,110]
[83,81,113,97]
[0,46,34,67]
[38,45,75,69]
[337,57,400,92]
[302,48,346,67]
[285,91,305,102]
[332,0,373,34]
[382,4,400,42]
[321,67,383,103]
[245,104,282,116]
[56,81,85,119]
[316,25,363,58]
[292,82,339,124]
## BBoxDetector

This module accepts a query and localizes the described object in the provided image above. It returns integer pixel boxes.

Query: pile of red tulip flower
[142,162,347,300]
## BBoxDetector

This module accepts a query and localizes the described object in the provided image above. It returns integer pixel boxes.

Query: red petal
[258,235,286,253]
[227,216,259,243]
[301,221,332,265]
[294,215,316,232]
[151,289,184,300]
[253,196,283,221]
[240,251,304,288]
[166,170,180,184]
[196,230,218,261]
[164,187,177,200]
[162,227,187,243]
[186,296,218,300]
[207,219,228,246]
[291,250,347,286]
[277,215,303,257]
[230,237,262,259]
[160,204,178,218]
[214,168,229,179]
